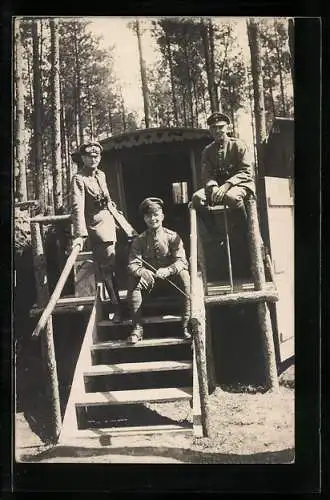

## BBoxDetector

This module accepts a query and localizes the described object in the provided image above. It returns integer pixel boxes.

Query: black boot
[127,324,144,344]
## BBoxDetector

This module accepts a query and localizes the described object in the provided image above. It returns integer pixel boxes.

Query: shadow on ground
[19,444,294,464]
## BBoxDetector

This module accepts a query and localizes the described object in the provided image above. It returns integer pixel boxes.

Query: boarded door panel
[265,177,294,362]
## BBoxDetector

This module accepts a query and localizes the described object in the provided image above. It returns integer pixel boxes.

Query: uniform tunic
[201,137,255,196]
[127,227,190,327]
[70,167,119,303]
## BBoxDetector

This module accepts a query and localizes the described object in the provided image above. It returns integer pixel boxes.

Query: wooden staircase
[59,286,196,445]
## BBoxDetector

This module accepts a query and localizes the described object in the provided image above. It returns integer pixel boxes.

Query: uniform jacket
[70,167,117,243]
[201,137,256,195]
[128,227,188,277]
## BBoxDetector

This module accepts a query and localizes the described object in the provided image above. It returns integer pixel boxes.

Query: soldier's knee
[224,189,245,208]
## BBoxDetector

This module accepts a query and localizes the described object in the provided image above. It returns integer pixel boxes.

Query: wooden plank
[83,360,192,376]
[75,386,192,406]
[204,289,278,306]
[59,292,99,443]
[91,337,191,351]
[98,315,182,327]
[30,303,93,317]
[265,177,294,363]
[207,280,274,294]
[60,423,192,443]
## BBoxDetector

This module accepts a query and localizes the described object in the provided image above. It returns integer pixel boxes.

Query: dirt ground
[15,364,294,464]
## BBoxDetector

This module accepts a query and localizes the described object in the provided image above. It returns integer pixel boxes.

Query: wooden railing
[189,204,211,438]
[29,214,78,443]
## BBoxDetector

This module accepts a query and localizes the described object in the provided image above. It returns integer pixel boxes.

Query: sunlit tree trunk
[50,18,63,212]
[14,19,27,201]
[165,30,179,126]
[32,20,45,211]
[247,18,267,173]
[201,18,219,113]
[135,19,151,128]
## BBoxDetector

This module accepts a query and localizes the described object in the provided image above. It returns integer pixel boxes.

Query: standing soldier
[70,141,121,320]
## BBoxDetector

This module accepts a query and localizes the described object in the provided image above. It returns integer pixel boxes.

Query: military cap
[139,197,164,215]
[206,112,231,127]
[79,141,103,156]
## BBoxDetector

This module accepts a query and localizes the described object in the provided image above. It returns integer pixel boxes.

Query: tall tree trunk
[50,18,63,213]
[273,21,287,115]
[60,81,69,208]
[264,48,276,117]
[216,27,231,113]
[165,30,179,126]
[135,19,151,128]
[121,100,127,131]
[181,88,188,127]
[87,86,95,139]
[73,23,84,144]
[193,78,199,128]
[32,20,45,212]
[183,32,194,127]
[14,19,27,202]
[229,84,236,136]
[201,19,218,113]
[108,106,113,136]
[200,75,208,124]
[247,18,267,173]
[26,50,34,109]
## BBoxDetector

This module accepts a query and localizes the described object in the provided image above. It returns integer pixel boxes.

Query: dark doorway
[121,148,193,253]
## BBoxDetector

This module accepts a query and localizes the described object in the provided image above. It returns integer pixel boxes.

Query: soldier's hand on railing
[71,236,85,251]
[211,182,232,205]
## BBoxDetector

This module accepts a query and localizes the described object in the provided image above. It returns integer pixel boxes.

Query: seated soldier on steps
[126,197,191,345]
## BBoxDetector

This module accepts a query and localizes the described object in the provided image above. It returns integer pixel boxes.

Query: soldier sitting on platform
[192,112,255,217]
[70,141,122,320]
[126,197,191,345]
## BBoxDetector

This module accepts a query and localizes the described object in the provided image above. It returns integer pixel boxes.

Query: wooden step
[75,386,192,406]
[91,337,191,351]
[84,360,192,376]
[98,315,182,327]
[60,423,192,444]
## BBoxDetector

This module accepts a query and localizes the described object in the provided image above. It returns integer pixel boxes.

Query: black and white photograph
[14,16,296,466]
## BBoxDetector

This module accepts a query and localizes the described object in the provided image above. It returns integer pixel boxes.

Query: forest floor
[15,365,294,464]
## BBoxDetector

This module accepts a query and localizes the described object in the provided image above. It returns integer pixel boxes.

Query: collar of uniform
[82,167,99,177]
[147,226,164,237]
[216,136,229,149]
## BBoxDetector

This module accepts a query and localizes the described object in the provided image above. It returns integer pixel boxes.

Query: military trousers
[127,269,191,328]
[91,239,120,306]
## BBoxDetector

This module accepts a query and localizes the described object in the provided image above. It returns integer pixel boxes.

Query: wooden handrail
[32,241,82,338]
[189,204,211,438]
[30,214,71,224]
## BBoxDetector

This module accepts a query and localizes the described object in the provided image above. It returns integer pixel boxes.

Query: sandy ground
[15,365,294,464]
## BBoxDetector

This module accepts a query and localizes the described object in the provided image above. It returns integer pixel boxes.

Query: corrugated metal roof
[99,127,211,151]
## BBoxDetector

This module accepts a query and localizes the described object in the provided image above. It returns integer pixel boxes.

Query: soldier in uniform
[70,141,121,320]
[192,112,255,216]
[126,197,191,344]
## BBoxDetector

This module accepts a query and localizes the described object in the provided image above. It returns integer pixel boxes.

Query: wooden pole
[30,214,71,224]
[32,242,82,338]
[30,222,62,442]
[245,196,279,391]
[190,206,212,437]
[205,289,278,306]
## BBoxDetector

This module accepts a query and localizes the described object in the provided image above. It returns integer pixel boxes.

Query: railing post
[190,205,212,438]
[246,196,279,392]
[30,222,62,442]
